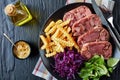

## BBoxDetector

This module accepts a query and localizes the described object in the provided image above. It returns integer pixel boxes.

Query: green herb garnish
[79,55,119,80]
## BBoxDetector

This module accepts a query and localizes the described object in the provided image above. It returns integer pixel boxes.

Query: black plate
[39,3,120,80]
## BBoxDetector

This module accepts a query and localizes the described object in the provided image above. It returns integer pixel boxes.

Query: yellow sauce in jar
[13,41,31,59]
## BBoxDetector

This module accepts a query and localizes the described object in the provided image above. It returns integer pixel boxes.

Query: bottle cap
[4,4,17,16]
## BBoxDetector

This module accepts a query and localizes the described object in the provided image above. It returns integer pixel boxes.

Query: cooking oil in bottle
[4,1,32,26]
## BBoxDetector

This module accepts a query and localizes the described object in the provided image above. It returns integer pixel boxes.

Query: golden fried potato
[44,21,55,32]
[58,27,80,51]
[45,52,56,57]
[46,20,62,35]
[40,19,80,57]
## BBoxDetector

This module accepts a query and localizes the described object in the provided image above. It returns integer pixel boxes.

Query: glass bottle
[4,1,32,26]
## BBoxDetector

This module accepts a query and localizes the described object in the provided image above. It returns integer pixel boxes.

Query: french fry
[60,26,71,39]
[46,47,50,54]
[52,38,64,52]
[56,47,62,52]
[55,41,64,52]
[49,42,55,47]
[46,20,62,35]
[52,46,60,52]
[40,35,48,47]
[58,27,80,51]
[46,35,51,42]
[45,52,56,57]
[40,19,80,58]
[44,21,55,32]
[51,29,60,38]
[58,25,68,37]
[66,27,71,33]
[51,46,56,52]
[56,26,67,37]
[40,35,47,44]
[54,38,74,47]
[57,19,70,28]
[41,45,46,50]
[55,20,63,24]
[64,26,68,30]
[46,25,57,35]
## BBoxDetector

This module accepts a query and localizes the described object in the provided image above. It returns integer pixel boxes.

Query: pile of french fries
[40,19,80,57]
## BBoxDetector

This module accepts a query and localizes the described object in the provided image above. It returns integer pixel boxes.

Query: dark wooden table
[0,0,65,80]
[0,0,120,80]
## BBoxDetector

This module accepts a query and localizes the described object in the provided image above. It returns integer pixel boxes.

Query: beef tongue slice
[63,6,92,27]
[81,41,112,60]
[77,26,109,48]
[72,14,102,37]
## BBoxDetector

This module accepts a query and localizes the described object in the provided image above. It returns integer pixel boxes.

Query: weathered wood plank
[1,0,120,80]
[0,0,65,80]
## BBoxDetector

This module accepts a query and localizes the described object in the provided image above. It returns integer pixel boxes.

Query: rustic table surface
[0,0,120,80]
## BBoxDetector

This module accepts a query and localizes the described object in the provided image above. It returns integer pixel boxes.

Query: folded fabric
[66,0,115,11]
[32,0,114,80]
[32,57,57,80]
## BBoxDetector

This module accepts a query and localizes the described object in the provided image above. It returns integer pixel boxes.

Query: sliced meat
[81,41,112,60]
[63,12,76,27]
[72,14,102,36]
[77,26,109,48]
[63,6,92,27]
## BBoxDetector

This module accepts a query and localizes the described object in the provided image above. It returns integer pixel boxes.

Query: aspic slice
[81,41,112,60]
[77,26,109,48]
[63,6,92,27]
[72,14,101,37]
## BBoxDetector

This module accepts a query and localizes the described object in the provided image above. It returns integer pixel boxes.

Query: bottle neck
[4,4,17,16]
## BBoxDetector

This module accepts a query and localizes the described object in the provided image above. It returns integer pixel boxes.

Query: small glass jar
[12,40,31,59]
[4,1,32,26]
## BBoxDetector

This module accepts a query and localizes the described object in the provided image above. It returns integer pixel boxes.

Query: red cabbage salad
[54,48,85,80]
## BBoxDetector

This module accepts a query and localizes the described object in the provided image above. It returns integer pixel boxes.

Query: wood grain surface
[0,0,120,80]
[0,0,65,80]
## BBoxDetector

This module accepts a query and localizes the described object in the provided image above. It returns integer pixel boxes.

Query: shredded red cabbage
[54,48,85,80]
